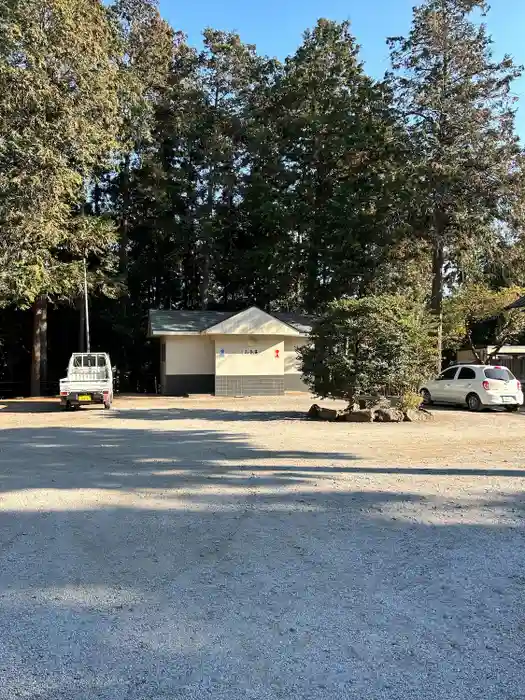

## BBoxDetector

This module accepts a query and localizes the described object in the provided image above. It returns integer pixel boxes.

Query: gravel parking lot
[0,396,524,700]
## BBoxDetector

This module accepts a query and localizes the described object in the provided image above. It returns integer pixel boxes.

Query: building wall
[214,336,283,376]
[160,333,309,396]
[214,335,284,396]
[284,338,309,392]
[163,336,215,395]
[160,340,166,394]
[456,349,480,364]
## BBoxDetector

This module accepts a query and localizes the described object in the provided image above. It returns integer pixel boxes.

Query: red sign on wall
[275,349,280,359]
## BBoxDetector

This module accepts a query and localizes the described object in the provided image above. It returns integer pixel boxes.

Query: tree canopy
[0,0,524,395]
[387,0,524,368]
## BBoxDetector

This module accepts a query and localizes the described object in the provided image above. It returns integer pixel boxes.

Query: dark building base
[164,374,215,396]
[284,374,309,392]
[163,374,307,397]
[216,375,284,397]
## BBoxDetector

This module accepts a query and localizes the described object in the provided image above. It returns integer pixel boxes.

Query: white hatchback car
[420,364,523,412]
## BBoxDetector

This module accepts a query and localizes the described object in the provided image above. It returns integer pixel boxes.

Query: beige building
[148,307,314,396]
[457,346,525,382]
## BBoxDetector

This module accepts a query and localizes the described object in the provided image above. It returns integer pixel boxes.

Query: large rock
[307,404,341,421]
[308,402,433,424]
[403,408,434,422]
[374,407,404,423]
[307,404,321,419]
[342,408,375,423]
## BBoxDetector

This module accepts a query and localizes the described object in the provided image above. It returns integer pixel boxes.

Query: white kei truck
[59,353,114,410]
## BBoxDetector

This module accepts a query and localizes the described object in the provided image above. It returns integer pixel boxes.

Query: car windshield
[484,367,515,381]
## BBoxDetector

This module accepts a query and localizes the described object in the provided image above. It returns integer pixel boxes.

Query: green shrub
[399,391,423,412]
[299,295,436,404]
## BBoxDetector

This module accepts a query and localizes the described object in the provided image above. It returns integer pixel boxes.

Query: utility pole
[83,257,91,353]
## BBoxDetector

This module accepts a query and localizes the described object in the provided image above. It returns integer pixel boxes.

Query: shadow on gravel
[1,424,525,498]
[1,420,525,699]
[0,400,61,413]
[0,488,524,699]
[112,407,309,422]
[107,404,525,422]
[0,425,359,495]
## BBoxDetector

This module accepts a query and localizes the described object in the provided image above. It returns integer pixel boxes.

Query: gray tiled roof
[273,313,315,335]
[149,310,235,334]
[148,308,314,335]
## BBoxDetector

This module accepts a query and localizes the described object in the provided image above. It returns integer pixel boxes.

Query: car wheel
[466,393,482,412]
[420,389,432,406]
[505,405,520,413]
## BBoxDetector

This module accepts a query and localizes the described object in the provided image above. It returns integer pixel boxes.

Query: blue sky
[159,0,525,137]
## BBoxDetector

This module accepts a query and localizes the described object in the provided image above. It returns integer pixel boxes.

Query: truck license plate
[79,395,91,401]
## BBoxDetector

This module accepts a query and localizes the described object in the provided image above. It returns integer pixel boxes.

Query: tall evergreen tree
[388,0,524,369]
[0,0,121,394]
[134,30,275,311]
[194,30,271,308]
[107,0,175,275]
[275,19,405,311]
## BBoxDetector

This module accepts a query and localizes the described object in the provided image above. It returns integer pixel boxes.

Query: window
[97,355,106,367]
[485,367,514,381]
[83,355,96,367]
[458,367,476,380]
[73,356,82,367]
[437,367,458,381]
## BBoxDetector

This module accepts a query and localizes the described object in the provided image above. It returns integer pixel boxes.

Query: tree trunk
[199,233,210,310]
[430,239,445,373]
[30,296,47,397]
[119,154,130,274]
[200,168,217,310]
[93,180,101,216]
[41,299,47,390]
[466,329,483,363]
[199,82,220,311]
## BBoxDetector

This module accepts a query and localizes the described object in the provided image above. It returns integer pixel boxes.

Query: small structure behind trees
[442,285,525,363]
